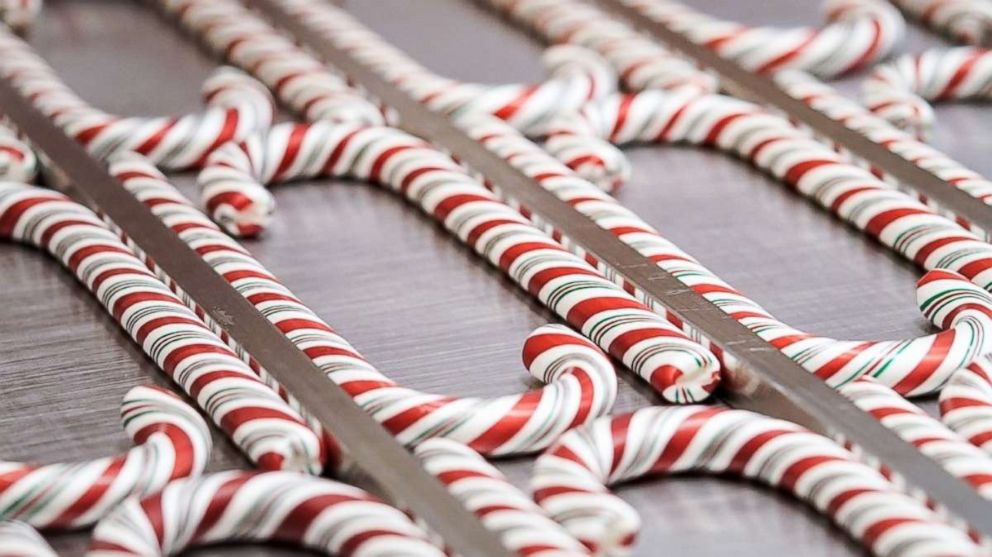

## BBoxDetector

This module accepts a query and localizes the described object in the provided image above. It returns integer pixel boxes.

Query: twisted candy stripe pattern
[83,471,446,556]
[271,0,615,137]
[0,0,40,31]
[196,122,720,403]
[532,406,980,556]
[0,124,36,183]
[155,0,385,125]
[0,183,327,473]
[414,438,589,557]
[114,157,627,453]
[890,0,992,44]
[466,116,992,396]
[481,0,717,94]
[941,357,992,455]
[839,377,992,499]
[620,0,904,78]
[863,47,992,137]
[0,386,210,529]
[777,70,992,239]
[0,521,55,557]
[0,27,272,170]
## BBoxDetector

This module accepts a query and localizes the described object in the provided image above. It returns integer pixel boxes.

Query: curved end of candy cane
[862,88,935,140]
[543,132,630,193]
[202,66,276,131]
[0,131,38,183]
[198,138,275,238]
[541,44,618,99]
[120,385,213,480]
[917,269,992,332]
[522,323,618,416]
[0,521,57,557]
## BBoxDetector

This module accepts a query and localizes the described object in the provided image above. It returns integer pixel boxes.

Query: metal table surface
[0,0,983,555]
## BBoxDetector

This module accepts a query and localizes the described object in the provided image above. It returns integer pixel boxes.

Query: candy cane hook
[113,154,628,453]
[192,123,720,403]
[862,47,992,138]
[466,115,992,396]
[532,406,980,556]
[0,386,210,529]
[0,26,273,170]
[0,182,329,473]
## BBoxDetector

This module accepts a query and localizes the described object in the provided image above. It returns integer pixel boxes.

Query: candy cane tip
[917,269,992,331]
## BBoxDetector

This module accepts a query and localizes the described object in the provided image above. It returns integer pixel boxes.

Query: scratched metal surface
[0,0,985,555]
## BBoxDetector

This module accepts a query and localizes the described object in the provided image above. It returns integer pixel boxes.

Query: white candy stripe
[863,47,992,137]
[0,26,272,170]
[0,521,56,557]
[890,0,992,44]
[620,0,904,78]
[113,155,628,453]
[0,182,328,473]
[532,406,980,556]
[193,122,720,404]
[84,471,446,556]
[415,438,589,556]
[466,114,992,396]
[0,386,210,529]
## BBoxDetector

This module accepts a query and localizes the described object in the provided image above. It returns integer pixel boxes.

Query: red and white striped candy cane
[620,0,904,78]
[193,123,720,403]
[268,0,615,137]
[0,182,329,473]
[111,155,627,453]
[862,47,992,138]
[414,438,589,556]
[481,0,717,94]
[466,115,992,396]
[776,70,992,240]
[532,406,980,556]
[839,377,992,499]
[0,521,55,557]
[80,471,446,556]
[155,0,386,125]
[0,124,36,183]
[940,357,992,455]
[0,26,272,170]
[0,0,40,31]
[0,386,210,529]
[890,0,992,44]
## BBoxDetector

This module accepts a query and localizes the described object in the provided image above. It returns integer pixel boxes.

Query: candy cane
[532,406,980,556]
[414,438,589,556]
[0,124,36,183]
[862,47,992,138]
[481,0,717,94]
[0,0,40,32]
[889,0,992,44]
[839,377,992,499]
[267,0,615,138]
[112,155,628,453]
[192,123,720,403]
[0,182,328,473]
[776,70,992,240]
[155,0,386,125]
[619,0,904,78]
[0,386,210,529]
[465,115,992,396]
[940,357,992,455]
[0,26,272,170]
[2,471,444,556]
[0,521,55,557]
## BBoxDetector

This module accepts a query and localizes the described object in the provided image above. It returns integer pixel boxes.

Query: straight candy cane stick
[941,357,992,455]
[113,155,625,453]
[619,0,905,77]
[0,26,272,170]
[0,182,329,473]
[192,123,720,403]
[532,406,980,556]
[466,115,992,396]
[0,386,210,529]
[890,0,992,45]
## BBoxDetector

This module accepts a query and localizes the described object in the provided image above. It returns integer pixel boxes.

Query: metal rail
[242,0,992,537]
[0,66,514,557]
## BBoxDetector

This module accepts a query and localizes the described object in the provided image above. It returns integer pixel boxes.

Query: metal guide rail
[241,0,992,537]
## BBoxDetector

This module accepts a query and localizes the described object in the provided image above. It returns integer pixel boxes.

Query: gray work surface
[0,0,981,555]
